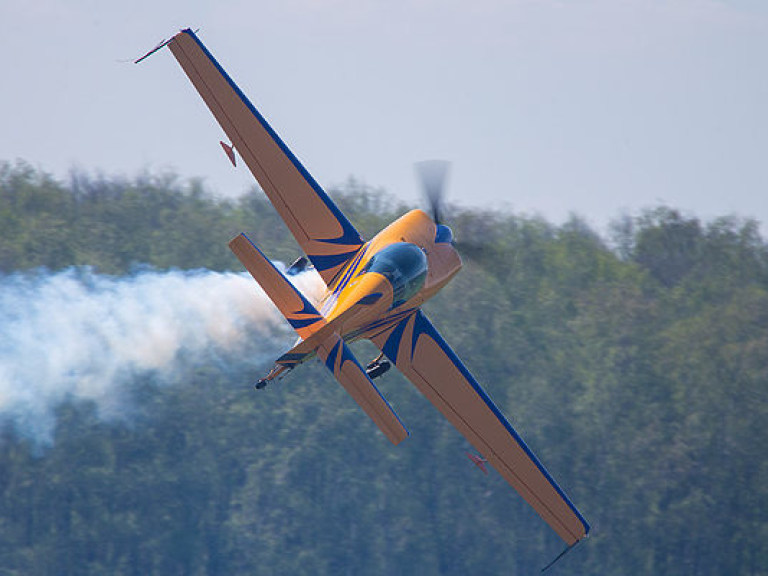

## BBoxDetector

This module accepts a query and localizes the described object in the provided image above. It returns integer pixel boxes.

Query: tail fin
[229,233,325,339]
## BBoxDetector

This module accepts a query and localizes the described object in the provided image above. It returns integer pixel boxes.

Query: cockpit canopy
[362,242,428,308]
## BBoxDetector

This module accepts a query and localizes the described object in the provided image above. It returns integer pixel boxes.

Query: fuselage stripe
[331,243,368,298]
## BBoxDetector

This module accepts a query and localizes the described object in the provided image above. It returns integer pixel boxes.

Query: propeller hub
[435,224,454,244]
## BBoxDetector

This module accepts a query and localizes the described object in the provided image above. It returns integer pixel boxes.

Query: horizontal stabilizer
[229,233,325,339]
[316,332,408,446]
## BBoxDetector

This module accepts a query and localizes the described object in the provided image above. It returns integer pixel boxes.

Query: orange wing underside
[168,30,363,285]
[369,310,590,545]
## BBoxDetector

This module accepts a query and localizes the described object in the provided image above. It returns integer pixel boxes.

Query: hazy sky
[2,0,766,232]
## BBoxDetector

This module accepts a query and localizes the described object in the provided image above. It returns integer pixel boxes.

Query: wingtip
[134,28,202,64]
[179,27,201,38]
[133,36,174,64]
[540,538,585,573]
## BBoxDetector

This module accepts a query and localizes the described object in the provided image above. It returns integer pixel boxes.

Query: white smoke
[0,266,325,443]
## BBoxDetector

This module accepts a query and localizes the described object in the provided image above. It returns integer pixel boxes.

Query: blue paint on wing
[318,227,364,246]
[411,310,591,536]
[180,29,363,254]
[309,250,361,272]
[288,316,321,330]
[382,315,411,365]
[293,299,323,319]
[336,338,410,435]
[239,234,325,328]
[345,308,416,341]
[325,339,342,372]
[338,338,359,368]
[357,293,383,306]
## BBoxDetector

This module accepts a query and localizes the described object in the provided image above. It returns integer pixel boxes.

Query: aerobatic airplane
[137,29,589,549]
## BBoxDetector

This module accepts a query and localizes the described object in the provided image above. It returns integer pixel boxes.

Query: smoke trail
[0,266,324,443]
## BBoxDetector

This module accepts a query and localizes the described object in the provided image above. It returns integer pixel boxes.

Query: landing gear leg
[365,353,391,380]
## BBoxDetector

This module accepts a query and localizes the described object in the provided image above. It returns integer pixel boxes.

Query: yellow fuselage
[319,209,462,340]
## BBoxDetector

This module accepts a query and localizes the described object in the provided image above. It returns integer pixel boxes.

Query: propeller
[415,160,451,226]
[414,160,502,272]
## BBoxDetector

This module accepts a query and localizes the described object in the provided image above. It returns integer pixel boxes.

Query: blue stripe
[331,244,368,297]
[357,293,383,306]
[351,308,417,341]
[287,316,321,330]
[239,233,324,320]
[320,335,409,438]
[336,338,409,435]
[411,310,590,536]
[181,30,363,249]
[318,230,364,246]
[293,299,322,319]
[339,338,358,367]
[325,339,341,372]
[309,250,360,272]
[381,314,411,365]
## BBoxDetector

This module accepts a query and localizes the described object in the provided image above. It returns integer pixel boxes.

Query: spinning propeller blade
[415,160,451,226]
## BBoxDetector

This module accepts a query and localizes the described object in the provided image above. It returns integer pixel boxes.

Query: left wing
[368,310,590,546]
[166,29,364,285]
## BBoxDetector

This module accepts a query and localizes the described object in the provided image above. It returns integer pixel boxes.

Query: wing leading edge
[167,29,364,285]
[368,310,590,546]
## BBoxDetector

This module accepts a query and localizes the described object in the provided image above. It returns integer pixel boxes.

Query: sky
[2,0,767,234]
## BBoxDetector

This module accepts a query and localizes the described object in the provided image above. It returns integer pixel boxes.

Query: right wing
[368,310,590,546]
[167,29,364,285]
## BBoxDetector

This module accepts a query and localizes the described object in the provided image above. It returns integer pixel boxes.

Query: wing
[316,332,409,446]
[167,29,364,285]
[368,310,590,545]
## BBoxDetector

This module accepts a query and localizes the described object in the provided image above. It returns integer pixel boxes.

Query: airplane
[137,28,590,549]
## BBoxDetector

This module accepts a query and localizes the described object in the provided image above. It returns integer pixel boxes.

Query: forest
[1,159,767,575]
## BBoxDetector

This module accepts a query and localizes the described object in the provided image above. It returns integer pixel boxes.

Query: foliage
[1,161,767,575]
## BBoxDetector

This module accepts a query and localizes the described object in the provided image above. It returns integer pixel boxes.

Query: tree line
[1,160,767,575]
